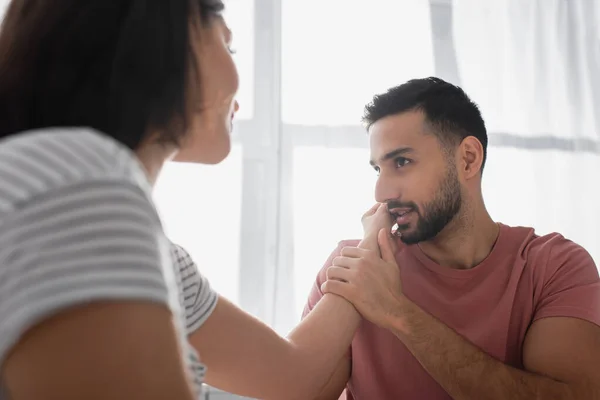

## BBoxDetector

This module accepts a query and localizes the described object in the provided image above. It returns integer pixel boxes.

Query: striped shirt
[0,128,217,399]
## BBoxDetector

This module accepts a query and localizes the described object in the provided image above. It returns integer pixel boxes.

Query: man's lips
[389,208,414,225]
[389,207,413,216]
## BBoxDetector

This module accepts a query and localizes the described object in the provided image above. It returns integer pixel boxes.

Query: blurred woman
[0,1,388,399]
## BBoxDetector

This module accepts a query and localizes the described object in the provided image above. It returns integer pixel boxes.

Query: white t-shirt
[0,128,217,399]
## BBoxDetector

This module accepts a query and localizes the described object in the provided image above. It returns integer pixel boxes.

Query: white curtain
[280,0,435,330]
[453,0,600,263]
[155,0,600,347]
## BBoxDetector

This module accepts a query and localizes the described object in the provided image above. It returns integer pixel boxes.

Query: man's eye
[395,157,411,167]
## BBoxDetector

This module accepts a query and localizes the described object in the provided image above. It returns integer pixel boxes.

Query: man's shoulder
[530,231,595,271]
[501,223,596,274]
[503,223,586,256]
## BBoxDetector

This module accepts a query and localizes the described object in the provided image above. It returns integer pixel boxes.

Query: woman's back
[0,128,203,399]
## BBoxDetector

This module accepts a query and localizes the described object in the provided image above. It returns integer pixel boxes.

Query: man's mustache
[386,200,418,211]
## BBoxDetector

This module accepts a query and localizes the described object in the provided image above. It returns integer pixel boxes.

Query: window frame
[235,0,453,335]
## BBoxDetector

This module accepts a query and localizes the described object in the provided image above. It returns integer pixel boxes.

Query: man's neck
[417,208,499,270]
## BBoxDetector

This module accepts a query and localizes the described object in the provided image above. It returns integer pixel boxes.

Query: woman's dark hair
[0,0,224,149]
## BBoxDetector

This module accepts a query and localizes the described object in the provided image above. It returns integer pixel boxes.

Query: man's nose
[374,176,402,204]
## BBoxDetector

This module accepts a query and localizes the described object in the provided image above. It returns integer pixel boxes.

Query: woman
[0,1,391,399]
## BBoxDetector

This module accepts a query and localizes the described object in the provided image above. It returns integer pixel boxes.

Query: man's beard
[392,167,462,245]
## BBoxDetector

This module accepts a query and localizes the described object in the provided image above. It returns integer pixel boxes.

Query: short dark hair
[363,77,488,171]
[0,0,224,150]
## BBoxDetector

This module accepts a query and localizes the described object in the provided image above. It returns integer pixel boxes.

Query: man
[303,77,600,399]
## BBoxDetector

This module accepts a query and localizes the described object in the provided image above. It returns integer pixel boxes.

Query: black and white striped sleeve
[0,179,172,363]
[171,244,218,333]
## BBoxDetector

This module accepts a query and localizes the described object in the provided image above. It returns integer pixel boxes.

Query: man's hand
[323,228,405,329]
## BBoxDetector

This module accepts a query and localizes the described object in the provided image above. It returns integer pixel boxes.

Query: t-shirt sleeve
[171,243,218,333]
[533,238,600,327]
[0,180,173,364]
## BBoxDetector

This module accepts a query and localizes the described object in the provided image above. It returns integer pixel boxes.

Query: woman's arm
[189,233,382,400]
[187,205,391,399]
[191,293,358,400]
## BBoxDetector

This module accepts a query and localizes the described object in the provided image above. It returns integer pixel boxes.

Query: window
[281,0,435,125]
[292,146,376,319]
[282,0,437,322]
[153,0,254,307]
[0,1,7,20]
[154,145,244,304]
[223,0,255,120]
[482,146,600,262]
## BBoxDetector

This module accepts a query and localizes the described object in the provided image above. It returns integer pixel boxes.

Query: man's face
[369,111,462,244]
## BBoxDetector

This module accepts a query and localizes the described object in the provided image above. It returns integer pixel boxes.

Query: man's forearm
[388,297,578,400]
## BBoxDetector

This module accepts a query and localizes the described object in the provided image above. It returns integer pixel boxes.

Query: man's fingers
[340,246,368,259]
[321,279,352,300]
[326,265,351,282]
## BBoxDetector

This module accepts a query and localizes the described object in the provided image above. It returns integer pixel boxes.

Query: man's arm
[323,229,600,400]
[387,298,600,400]
[382,239,600,400]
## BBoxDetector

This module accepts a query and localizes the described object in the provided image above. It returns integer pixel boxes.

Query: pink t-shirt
[303,223,600,400]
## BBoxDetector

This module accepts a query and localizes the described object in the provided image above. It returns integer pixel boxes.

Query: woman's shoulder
[0,127,151,214]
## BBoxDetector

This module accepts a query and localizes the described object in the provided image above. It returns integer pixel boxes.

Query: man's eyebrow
[369,147,414,166]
